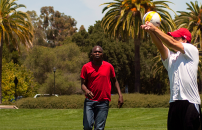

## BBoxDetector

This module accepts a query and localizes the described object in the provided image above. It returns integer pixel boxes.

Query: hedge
[11,94,171,109]
[11,94,202,109]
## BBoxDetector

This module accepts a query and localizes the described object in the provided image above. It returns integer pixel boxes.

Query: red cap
[167,28,192,43]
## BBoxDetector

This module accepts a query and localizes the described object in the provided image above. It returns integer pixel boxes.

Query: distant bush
[2,101,15,105]
[15,94,202,109]
[15,95,84,109]
[14,94,170,109]
[110,94,170,108]
[23,43,88,96]
[2,59,38,102]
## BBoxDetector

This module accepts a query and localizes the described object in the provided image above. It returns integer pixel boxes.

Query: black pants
[168,100,201,130]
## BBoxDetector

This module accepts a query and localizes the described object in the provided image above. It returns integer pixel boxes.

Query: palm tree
[0,0,33,104]
[175,1,202,48]
[101,0,175,92]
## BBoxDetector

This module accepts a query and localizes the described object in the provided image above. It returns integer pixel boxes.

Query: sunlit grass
[0,108,168,130]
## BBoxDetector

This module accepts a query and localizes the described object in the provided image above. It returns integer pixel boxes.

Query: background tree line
[1,1,202,103]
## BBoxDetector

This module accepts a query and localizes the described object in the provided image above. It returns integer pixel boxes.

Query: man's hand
[81,78,94,99]
[111,77,124,108]
[118,95,123,108]
[85,90,94,99]
[141,21,157,32]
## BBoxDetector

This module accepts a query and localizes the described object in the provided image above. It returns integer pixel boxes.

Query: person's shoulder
[103,61,112,66]
[182,43,198,51]
[103,61,114,68]
[182,43,197,48]
[83,61,92,67]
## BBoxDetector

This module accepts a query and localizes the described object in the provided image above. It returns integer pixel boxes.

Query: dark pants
[83,98,109,130]
[168,100,201,130]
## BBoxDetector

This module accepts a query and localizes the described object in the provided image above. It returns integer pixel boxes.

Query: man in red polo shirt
[81,45,123,130]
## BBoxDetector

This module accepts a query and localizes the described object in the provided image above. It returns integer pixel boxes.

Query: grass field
[0,108,168,130]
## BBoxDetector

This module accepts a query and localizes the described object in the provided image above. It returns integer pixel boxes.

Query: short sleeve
[161,49,171,70]
[110,64,116,78]
[80,65,87,79]
[183,43,199,62]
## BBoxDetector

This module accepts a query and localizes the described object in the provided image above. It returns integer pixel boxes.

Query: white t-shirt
[162,43,201,104]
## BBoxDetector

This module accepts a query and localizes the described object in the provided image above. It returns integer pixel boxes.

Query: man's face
[91,47,103,60]
[173,37,187,43]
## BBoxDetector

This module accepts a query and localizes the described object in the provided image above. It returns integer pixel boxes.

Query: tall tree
[26,10,47,46]
[175,1,202,48]
[0,0,33,104]
[40,6,77,47]
[101,0,175,92]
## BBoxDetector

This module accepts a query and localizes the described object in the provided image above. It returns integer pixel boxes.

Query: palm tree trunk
[134,38,141,93]
[0,38,2,104]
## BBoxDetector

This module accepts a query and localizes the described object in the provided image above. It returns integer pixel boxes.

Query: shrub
[2,59,38,102]
[15,94,202,109]
[15,94,171,109]
[15,95,84,109]
[110,94,170,108]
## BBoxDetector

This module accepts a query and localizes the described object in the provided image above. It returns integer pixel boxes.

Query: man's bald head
[92,45,103,53]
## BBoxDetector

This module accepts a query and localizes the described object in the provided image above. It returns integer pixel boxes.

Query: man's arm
[111,77,123,108]
[81,78,94,99]
[147,30,168,60]
[142,22,185,54]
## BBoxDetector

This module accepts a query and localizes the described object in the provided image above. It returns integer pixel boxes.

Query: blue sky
[16,0,199,30]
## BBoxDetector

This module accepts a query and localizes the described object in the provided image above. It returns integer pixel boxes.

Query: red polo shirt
[80,61,115,101]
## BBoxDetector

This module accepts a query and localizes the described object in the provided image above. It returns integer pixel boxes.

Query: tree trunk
[0,38,2,104]
[134,38,141,93]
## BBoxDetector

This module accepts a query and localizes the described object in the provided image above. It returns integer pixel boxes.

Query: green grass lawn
[0,108,168,130]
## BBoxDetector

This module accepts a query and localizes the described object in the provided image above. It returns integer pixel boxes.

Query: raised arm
[111,77,123,108]
[141,22,185,54]
[147,30,168,60]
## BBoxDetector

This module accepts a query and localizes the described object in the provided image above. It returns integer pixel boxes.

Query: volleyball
[142,11,161,27]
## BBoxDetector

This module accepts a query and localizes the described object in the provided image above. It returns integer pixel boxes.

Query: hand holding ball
[142,11,161,27]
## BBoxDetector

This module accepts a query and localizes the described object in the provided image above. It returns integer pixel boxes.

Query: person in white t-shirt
[141,21,201,130]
